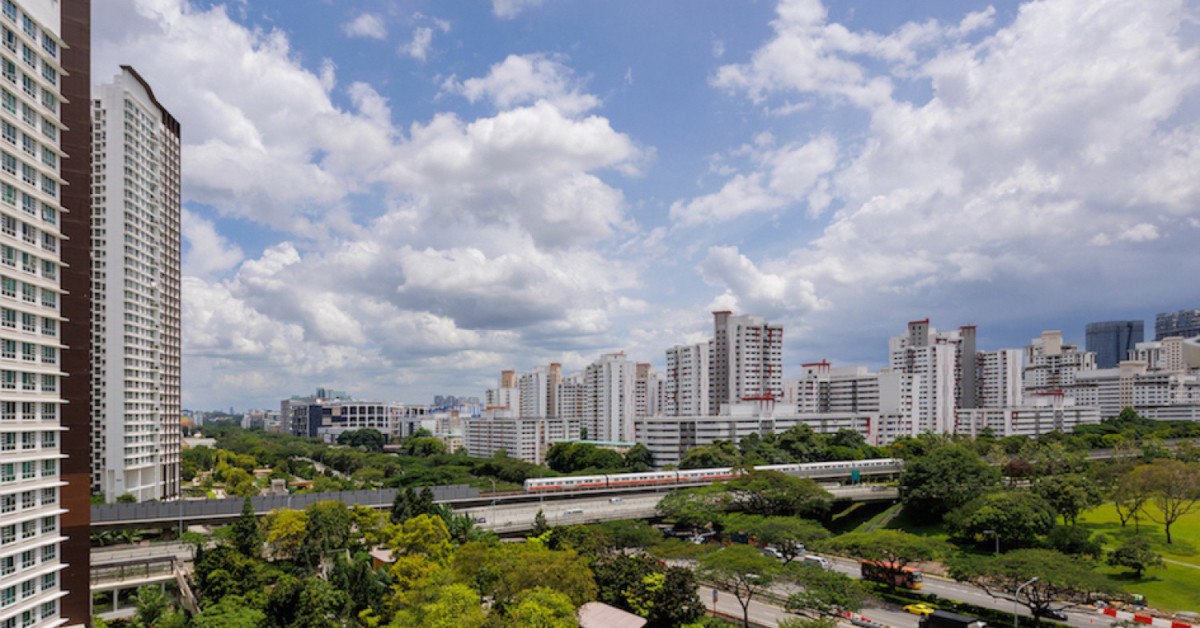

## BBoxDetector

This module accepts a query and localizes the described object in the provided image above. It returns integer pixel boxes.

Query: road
[822,554,1112,628]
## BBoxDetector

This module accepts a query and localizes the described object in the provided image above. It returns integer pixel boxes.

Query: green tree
[192,596,266,628]
[784,564,866,618]
[1032,474,1104,526]
[699,544,780,628]
[624,443,654,471]
[679,440,740,469]
[656,484,726,536]
[823,530,946,592]
[1044,525,1103,558]
[232,496,261,558]
[297,500,353,568]
[387,514,453,563]
[132,585,168,628]
[945,491,1056,549]
[1111,468,1152,530]
[779,618,839,628]
[263,508,307,560]
[724,470,833,519]
[900,445,1001,519]
[1106,536,1164,578]
[452,542,598,609]
[116,493,137,504]
[503,587,577,628]
[1132,459,1200,544]
[393,580,486,628]
[951,549,1117,626]
[532,509,550,536]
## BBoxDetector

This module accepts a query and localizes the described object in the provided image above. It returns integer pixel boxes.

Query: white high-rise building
[888,320,965,433]
[581,352,636,442]
[90,67,182,502]
[664,343,709,417]
[977,349,1023,408]
[1022,330,1095,397]
[0,0,72,623]
[517,366,550,419]
[709,311,783,411]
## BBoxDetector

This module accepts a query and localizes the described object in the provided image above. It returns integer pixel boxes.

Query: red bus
[861,561,924,589]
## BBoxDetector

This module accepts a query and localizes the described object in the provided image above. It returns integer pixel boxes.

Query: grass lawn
[1078,504,1200,613]
[827,500,895,534]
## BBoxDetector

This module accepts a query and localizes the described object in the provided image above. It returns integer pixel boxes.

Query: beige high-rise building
[90,66,181,502]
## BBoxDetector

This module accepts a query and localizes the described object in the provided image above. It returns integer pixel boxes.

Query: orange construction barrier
[1105,609,1119,617]
[1134,615,1152,624]
[1171,623,1192,628]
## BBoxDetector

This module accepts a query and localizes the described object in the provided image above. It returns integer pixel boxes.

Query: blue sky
[92,0,1200,410]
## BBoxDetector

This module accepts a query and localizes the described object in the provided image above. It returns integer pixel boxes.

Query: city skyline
[93,0,1200,409]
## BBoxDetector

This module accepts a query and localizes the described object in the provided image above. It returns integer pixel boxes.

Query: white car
[801,555,831,569]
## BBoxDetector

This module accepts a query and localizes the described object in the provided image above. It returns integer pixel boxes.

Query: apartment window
[18,192,32,215]
[38,289,52,309]
[19,132,32,155]
[0,403,10,421]
[0,495,11,513]
[18,43,30,68]
[39,487,52,504]
[0,121,12,144]
[19,402,31,421]
[19,431,32,450]
[0,526,14,545]
[0,433,11,451]
[39,117,53,142]
[0,182,13,205]
[18,550,31,569]
[0,309,10,329]
[0,586,11,607]
[0,464,10,482]
[19,15,32,38]
[18,313,31,332]
[0,2,12,21]
[40,601,54,620]
[0,339,11,359]
[19,282,32,303]
[39,204,53,225]
[0,59,12,84]
[39,573,53,591]
[0,152,10,175]
[0,557,10,576]
[40,234,54,254]
[39,317,52,336]
[18,73,31,97]
[20,461,33,479]
[19,372,32,391]
[19,521,32,540]
[0,372,11,391]
[40,459,52,476]
[39,175,53,197]
[39,145,53,168]
[39,344,53,363]
[39,64,53,87]
[39,374,52,392]
[39,516,53,534]
[19,579,32,599]
[39,403,52,421]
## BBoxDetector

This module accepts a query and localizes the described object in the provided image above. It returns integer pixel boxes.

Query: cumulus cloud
[402,26,434,61]
[679,0,1200,326]
[342,13,386,40]
[95,0,652,407]
[181,209,243,277]
[698,246,826,316]
[446,53,600,115]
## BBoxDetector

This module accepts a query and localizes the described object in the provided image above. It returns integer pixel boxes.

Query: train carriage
[676,467,740,484]
[524,474,610,492]
[604,471,678,488]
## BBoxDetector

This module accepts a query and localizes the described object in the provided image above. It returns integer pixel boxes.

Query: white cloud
[492,0,547,19]
[447,53,600,115]
[342,13,386,40]
[698,246,826,315]
[403,26,434,61]
[181,209,243,277]
[680,0,1200,322]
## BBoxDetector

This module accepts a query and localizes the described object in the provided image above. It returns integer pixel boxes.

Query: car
[801,555,831,569]
[904,604,937,616]
[1034,609,1068,621]
[761,547,784,560]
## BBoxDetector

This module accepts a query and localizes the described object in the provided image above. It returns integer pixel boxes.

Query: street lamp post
[1015,576,1039,628]
[983,529,999,555]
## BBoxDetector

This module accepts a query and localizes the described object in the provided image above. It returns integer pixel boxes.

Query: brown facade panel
[60,1,93,625]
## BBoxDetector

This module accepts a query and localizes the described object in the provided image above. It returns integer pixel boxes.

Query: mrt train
[522,457,903,493]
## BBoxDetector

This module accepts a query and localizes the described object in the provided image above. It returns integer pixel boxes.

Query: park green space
[1078,504,1200,613]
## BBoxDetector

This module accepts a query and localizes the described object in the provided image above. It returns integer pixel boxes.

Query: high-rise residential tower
[1155,309,1200,341]
[1085,320,1144,369]
[709,312,783,410]
[89,66,181,502]
[0,1,90,624]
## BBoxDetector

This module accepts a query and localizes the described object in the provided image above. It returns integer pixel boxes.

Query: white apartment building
[633,362,661,419]
[1074,360,1200,419]
[1023,330,1096,396]
[634,405,880,468]
[517,366,550,419]
[664,343,709,417]
[0,0,69,623]
[90,67,181,502]
[954,391,1101,437]
[888,320,964,433]
[710,312,783,410]
[463,414,580,464]
[582,352,636,442]
[556,371,584,420]
[977,349,1023,408]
